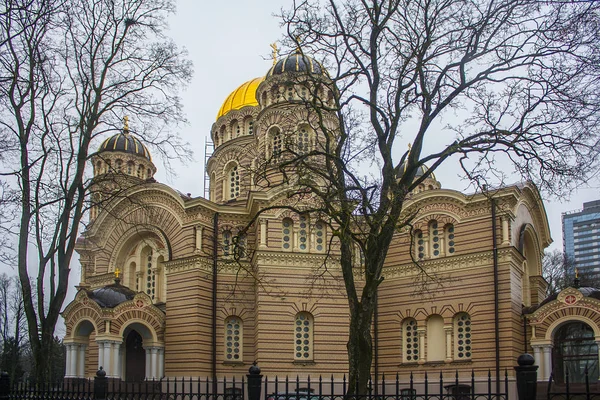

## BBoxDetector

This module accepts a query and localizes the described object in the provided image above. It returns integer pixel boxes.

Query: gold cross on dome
[114,268,121,279]
[123,116,129,132]
[270,43,278,65]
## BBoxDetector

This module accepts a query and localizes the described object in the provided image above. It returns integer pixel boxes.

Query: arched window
[402,318,419,362]
[115,159,123,173]
[414,229,425,260]
[231,120,240,138]
[314,220,326,252]
[429,221,441,258]
[244,117,254,135]
[225,316,243,362]
[143,247,156,300]
[270,127,282,160]
[127,161,134,175]
[236,233,247,259]
[297,125,311,155]
[294,312,313,361]
[286,84,294,101]
[137,164,144,179]
[554,322,599,383]
[298,215,309,251]
[225,163,240,200]
[220,125,227,142]
[454,313,472,360]
[223,230,232,257]
[282,218,293,250]
[445,224,455,254]
[426,314,445,362]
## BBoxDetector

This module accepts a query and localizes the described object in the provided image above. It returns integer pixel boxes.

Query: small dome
[217,77,264,120]
[99,132,152,161]
[267,51,326,77]
[87,279,136,308]
[398,162,436,181]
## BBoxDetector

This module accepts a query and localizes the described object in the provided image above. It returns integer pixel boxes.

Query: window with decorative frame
[454,313,472,360]
[297,125,311,155]
[402,318,419,362]
[294,312,313,361]
[414,229,425,259]
[236,233,247,259]
[270,127,282,160]
[298,215,309,251]
[244,117,254,135]
[231,120,240,138]
[429,221,441,258]
[445,224,455,254]
[314,220,326,252]
[223,230,232,257]
[225,163,240,200]
[224,316,243,362]
[282,218,293,250]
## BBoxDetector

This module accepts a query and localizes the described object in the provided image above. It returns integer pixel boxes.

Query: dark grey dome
[98,132,152,161]
[267,51,326,77]
[397,162,436,180]
[88,279,136,308]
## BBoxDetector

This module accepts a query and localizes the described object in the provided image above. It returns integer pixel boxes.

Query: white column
[151,347,158,379]
[98,342,105,370]
[70,344,78,378]
[542,346,553,380]
[195,226,203,252]
[444,326,453,362]
[145,348,151,379]
[259,219,267,248]
[65,344,73,377]
[502,217,510,245]
[418,328,426,364]
[111,342,121,378]
[158,348,165,378]
[532,346,542,367]
[103,342,111,375]
[78,344,87,377]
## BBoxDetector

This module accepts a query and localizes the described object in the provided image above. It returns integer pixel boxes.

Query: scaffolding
[203,138,214,199]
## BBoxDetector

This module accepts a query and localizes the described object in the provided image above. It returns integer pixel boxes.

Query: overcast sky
[3,1,599,324]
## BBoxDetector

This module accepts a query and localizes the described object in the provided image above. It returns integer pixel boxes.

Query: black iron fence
[0,368,509,400]
[546,368,600,400]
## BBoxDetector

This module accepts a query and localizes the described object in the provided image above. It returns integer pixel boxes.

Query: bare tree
[0,274,28,380]
[250,0,600,393]
[0,0,191,381]
[542,250,570,296]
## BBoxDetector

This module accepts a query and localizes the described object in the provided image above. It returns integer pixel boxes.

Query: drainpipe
[491,199,500,393]
[212,212,219,394]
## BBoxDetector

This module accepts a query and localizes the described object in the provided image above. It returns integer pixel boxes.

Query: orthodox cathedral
[61,51,600,388]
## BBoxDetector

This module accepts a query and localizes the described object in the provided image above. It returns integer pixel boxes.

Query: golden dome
[216,77,264,120]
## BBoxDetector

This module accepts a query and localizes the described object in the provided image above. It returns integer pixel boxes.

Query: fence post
[514,354,538,400]
[94,367,108,400]
[0,371,9,400]
[247,362,262,400]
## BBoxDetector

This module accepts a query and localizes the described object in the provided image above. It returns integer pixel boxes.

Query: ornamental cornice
[164,255,213,274]
[254,250,333,269]
[87,274,119,288]
[383,249,511,279]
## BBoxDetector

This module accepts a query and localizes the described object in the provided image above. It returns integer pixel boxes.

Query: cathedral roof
[398,162,437,181]
[266,51,326,77]
[99,132,152,161]
[87,279,137,308]
[217,77,263,120]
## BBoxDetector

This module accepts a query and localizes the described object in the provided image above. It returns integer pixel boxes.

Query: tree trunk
[347,308,374,396]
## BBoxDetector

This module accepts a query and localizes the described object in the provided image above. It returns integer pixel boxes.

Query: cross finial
[114,267,121,279]
[123,116,129,133]
[270,43,278,65]
[575,267,579,279]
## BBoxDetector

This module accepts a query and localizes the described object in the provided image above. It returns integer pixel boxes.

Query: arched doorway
[125,330,145,381]
[553,321,599,383]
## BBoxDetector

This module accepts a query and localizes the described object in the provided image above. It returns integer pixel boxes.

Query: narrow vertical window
[244,117,254,135]
[282,218,293,250]
[116,159,123,173]
[232,120,240,138]
[223,230,232,257]
[297,126,310,155]
[298,215,308,251]
[454,313,472,360]
[429,221,440,258]
[236,233,247,259]
[286,85,294,101]
[294,312,313,361]
[127,162,134,175]
[137,164,144,178]
[225,316,243,362]
[445,224,455,254]
[228,165,240,199]
[403,318,419,362]
[271,128,282,160]
[414,229,424,260]
[145,248,155,300]
[314,221,325,252]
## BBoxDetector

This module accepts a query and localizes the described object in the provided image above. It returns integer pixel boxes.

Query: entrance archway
[125,330,145,381]
[553,321,599,383]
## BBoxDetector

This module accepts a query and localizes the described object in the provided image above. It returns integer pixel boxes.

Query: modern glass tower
[563,200,600,278]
